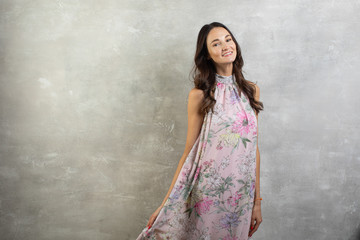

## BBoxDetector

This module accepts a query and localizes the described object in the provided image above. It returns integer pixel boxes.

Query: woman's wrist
[253,196,262,204]
[254,200,261,206]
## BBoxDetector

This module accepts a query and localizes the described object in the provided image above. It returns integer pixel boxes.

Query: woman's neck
[215,64,233,76]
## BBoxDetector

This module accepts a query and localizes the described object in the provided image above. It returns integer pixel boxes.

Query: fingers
[147,214,158,229]
[146,216,154,228]
[248,218,262,237]
[146,208,162,229]
[249,221,255,233]
[248,218,255,237]
[248,223,255,237]
[248,224,256,237]
[251,217,255,229]
[146,221,152,229]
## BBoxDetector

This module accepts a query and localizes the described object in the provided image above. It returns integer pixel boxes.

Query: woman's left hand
[248,202,262,238]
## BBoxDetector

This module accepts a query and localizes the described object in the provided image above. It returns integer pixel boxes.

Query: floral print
[136,73,258,240]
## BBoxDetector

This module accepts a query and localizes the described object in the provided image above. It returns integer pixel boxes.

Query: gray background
[0,0,359,240]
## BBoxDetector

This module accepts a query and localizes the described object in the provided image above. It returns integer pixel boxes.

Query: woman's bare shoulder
[188,88,204,101]
[246,81,260,98]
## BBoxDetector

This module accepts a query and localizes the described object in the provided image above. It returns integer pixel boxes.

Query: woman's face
[206,27,237,67]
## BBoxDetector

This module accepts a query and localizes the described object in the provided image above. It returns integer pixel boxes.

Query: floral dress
[136,73,258,240]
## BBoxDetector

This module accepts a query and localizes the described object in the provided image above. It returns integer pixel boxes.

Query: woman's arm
[253,84,261,205]
[249,83,263,237]
[159,88,205,207]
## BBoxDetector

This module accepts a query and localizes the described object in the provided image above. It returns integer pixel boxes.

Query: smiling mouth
[222,51,233,57]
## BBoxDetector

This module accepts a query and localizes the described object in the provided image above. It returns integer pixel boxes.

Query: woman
[136,22,264,240]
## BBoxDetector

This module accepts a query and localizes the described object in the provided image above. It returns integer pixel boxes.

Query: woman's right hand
[146,205,163,228]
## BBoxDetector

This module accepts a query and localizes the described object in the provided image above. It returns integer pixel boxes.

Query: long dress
[136,73,258,240]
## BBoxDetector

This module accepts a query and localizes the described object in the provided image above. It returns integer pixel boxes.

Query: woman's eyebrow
[210,34,231,44]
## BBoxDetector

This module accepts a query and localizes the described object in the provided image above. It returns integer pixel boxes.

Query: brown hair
[189,22,264,115]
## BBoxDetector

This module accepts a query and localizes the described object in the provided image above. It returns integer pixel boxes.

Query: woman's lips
[223,51,233,57]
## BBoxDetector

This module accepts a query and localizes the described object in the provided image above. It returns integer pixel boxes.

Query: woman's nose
[223,45,230,51]
[223,43,231,50]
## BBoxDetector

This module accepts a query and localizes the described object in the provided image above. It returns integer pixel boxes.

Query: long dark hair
[190,22,264,115]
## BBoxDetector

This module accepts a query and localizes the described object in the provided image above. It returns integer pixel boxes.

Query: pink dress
[136,73,258,240]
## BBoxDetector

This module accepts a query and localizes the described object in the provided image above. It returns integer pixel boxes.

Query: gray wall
[0,0,359,239]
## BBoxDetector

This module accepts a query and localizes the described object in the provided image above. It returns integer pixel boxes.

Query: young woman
[136,22,264,240]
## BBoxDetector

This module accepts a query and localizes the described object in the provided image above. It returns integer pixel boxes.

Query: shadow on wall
[349,225,360,240]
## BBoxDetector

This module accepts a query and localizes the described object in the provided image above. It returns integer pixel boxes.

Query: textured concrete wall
[0,0,359,240]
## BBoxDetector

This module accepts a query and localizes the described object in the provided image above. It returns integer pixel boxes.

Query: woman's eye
[213,39,232,47]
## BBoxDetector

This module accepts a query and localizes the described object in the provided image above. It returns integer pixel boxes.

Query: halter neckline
[215,73,235,84]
